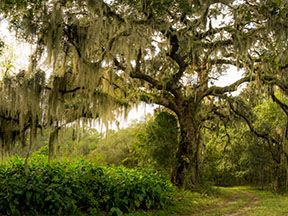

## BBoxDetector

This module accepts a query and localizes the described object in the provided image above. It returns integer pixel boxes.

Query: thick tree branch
[228,99,279,145]
[113,51,163,89]
[139,91,178,114]
[270,89,288,117]
[203,76,252,98]
[114,56,183,102]
[228,98,282,163]
[45,85,83,94]
[164,30,188,85]
[113,58,126,71]
[61,87,82,94]
[262,75,288,94]
[113,55,179,96]
[135,48,142,72]
[130,71,164,90]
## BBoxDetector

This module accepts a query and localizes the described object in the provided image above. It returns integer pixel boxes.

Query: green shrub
[0,157,175,215]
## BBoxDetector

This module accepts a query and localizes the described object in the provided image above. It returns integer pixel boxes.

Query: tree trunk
[273,163,281,192]
[172,110,201,188]
[285,154,288,191]
[48,127,59,162]
[281,151,288,191]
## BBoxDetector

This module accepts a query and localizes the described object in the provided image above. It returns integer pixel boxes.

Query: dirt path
[189,188,259,216]
[224,190,259,216]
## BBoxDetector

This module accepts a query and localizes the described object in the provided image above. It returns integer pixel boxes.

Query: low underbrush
[0,156,175,215]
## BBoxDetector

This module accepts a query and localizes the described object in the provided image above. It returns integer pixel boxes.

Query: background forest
[1,0,288,215]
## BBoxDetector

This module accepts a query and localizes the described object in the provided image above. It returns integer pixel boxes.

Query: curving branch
[164,30,188,85]
[130,71,164,90]
[203,76,252,98]
[139,91,178,114]
[228,98,281,163]
[113,55,177,95]
[262,75,288,94]
[270,89,288,117]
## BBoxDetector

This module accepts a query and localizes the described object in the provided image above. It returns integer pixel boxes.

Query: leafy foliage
[0,156,175,215]
[88,123,146,166]
[87,112,178,174]
[202,88,288,190]
[142,111,178,172]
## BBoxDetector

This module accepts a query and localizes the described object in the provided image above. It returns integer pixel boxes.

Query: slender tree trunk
[1,141,4,161]
[273,163,281,191]
[48,126,59,162]
[172,110,201,188]
[272,150,282,191]
[285,154,288,191]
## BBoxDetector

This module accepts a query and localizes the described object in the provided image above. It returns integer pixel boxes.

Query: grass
[126,186,288,216]
[245,188,288,216]
[126,187,232,216]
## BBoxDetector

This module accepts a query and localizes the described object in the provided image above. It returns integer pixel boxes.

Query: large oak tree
[1,0,288,188]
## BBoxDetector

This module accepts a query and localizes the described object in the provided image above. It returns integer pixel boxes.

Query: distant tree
[228,89,288,191]
[88,122,146,166]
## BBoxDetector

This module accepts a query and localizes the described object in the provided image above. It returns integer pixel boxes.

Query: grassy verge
[126,187,232,216]
[245,188,288,216]
[127,186,288,216]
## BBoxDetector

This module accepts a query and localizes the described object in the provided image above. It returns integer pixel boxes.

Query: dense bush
[143,111,178,172]
[0,156,175,215]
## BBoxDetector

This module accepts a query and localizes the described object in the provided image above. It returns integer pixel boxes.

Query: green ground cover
[1,155,288,216]
[0,156,174,216]
[128,187,288,216]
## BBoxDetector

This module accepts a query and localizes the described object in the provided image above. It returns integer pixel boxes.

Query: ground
[128,186,288,216]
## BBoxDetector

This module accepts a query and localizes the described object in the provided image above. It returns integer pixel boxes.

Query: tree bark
[48,126,59,162]
[172,107,201,188]
[273,163,281,191]
[285,154,288,191]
